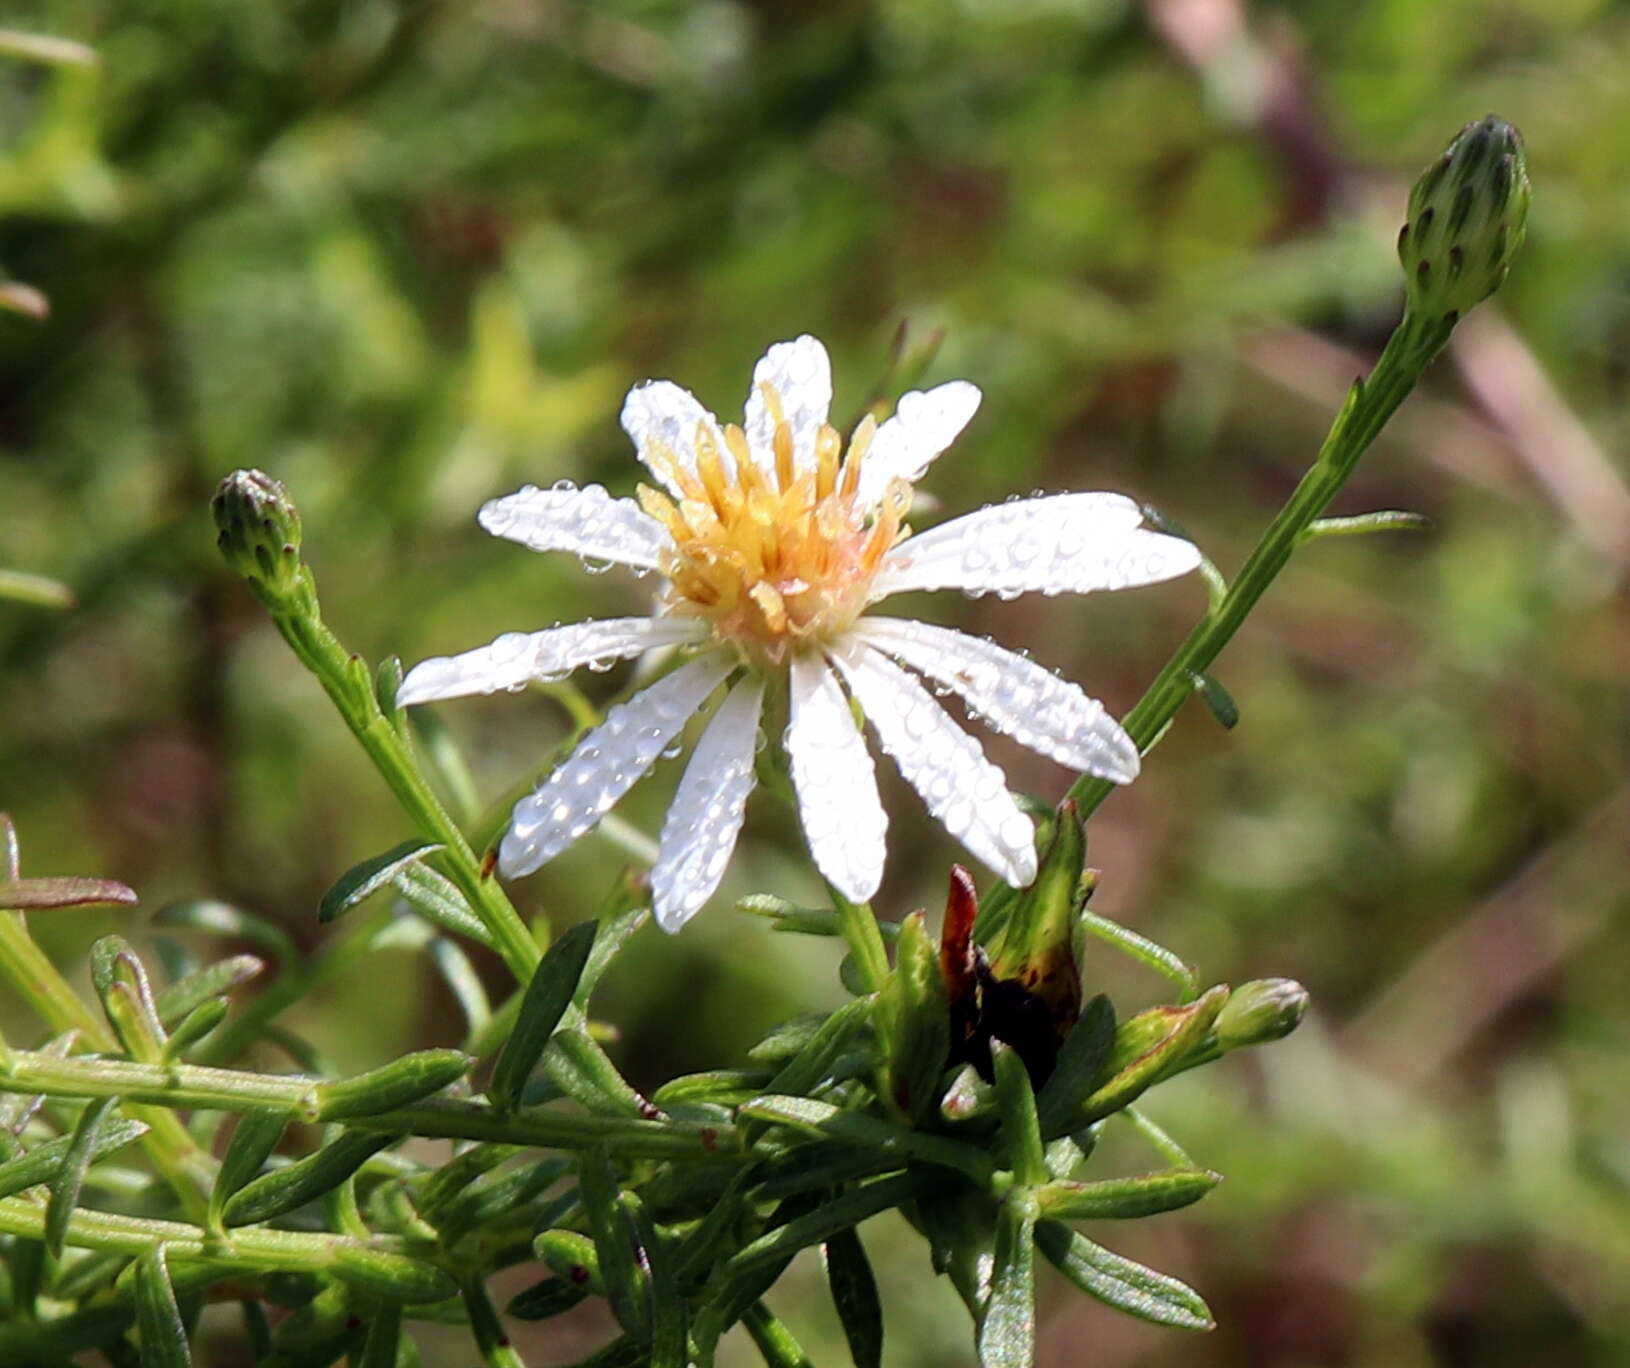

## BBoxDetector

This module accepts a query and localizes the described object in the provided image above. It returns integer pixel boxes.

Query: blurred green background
[4,0,1630,1364]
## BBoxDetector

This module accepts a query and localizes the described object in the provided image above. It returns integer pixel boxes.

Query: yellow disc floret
[636,384,908,662]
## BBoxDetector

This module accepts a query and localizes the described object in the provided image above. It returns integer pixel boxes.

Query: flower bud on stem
[1070,117,1530,821]
[212,471,541,982]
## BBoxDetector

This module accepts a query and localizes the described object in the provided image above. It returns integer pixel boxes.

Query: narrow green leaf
[326,1246,457,1304]
[134,1246,192,1368]
[579,1145,652,1341]
[0,565,72,604]
[374,656,405,717]
[221,1131,395,1227]
[1036,995,1116,1139]
[416,1142,520,1223]
[978,1195,1038,1368]
[355,1302,402,1368]
[1302,509,1431,541]
[1080,987,1230,1124]
[743,1301,817,1368]
[0,877,137,910]
[723,1171,941,1277]
[0,1303,133,1359]
[462,1274,528,1368]
[1074,910,1197,999]
[508,1275,590,1321]
[46,1097,116,1258]
[160,997,229,1060]
[489,920,598,1111]
[628,1192,686,1368]
[576,873,653,1011]
[315,1049,471,1120]
[0,1117,146,1200]
[916,1187,998,1319]
[1035,1169,1220,1221]
[319,840,443,923]
[153,954,264,1027]
[90,936,166,1059]
[824,1226,882,1368]
[991,1043,1046,1188]
[393,862,494,946]
[1034,1220,1214,1329]
[1189,672,1239,729]
[153,900,295,963]
[209,1111,288,1230]
[535,1229,605,1292]
[652,1068,771,1108]
[545,1030,657,1119]
[740,1094,993,1186]
[763,999,871,1099]
[746,1012,826,1064]
[430,938,491,1040]
[876,911,950,1124]
[437,1156,573,1249]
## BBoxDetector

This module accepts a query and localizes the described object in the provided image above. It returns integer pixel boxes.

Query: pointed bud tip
[1399,115,1529,321]
[212,470,305,595]
[1214,977,1309,1051]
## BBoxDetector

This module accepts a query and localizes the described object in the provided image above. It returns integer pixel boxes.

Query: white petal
[620,380,730,493]
[398,617,706,707]
[831,642,1037,887]
[856,381,982,508]
[785,651,886,903]
[477,482,672,572]
[743,335,832,479]
[499,652,734,878]
[848,617,1139,783]
[873,492,1201,599]
[651,676,764,933]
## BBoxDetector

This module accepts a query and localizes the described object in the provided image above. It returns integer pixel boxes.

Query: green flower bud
[1213,977,1308,1051]
[1398,115,1530,323]
[211,469,305,602]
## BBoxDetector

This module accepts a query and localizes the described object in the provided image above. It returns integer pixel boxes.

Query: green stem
[263,594,541,981]
[1069,312,1454,819]
[0,1051,738,1158]
[0,912,213,1220]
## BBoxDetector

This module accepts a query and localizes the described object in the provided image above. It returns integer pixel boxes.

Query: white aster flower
[400,335,1201,933]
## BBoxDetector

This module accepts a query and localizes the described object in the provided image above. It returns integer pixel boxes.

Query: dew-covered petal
[398,617,706,707]
[848,617,1139,783]
[856,381,982,508]
[743,335,832,478]
[651,676,764,933]
[871,492,1202,600]
[477,482,673,572]
[785,651,886,903]
[499,652,734,878]
[831,642,1037,888]
[621,380,730,492]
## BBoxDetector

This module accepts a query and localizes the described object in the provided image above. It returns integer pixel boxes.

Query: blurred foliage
[3,0,1629,1364]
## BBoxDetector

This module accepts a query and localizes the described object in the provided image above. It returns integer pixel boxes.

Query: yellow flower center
[636,385,908,662]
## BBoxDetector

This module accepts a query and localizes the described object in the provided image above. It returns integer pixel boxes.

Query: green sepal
[315,1049,471,1120]
[1034,1219,1214,1329]
[991,1042,1047,1189]
[134,1246,192,1368]
[1077,985,1230,1124]
[875,911,951,1124]
[1035,994,1115,1139]
[488,919,597,1112]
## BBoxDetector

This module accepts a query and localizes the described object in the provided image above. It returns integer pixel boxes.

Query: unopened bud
[1398,115,1530,323]
[212,469,305,602]
[1214,977,1308,1051]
